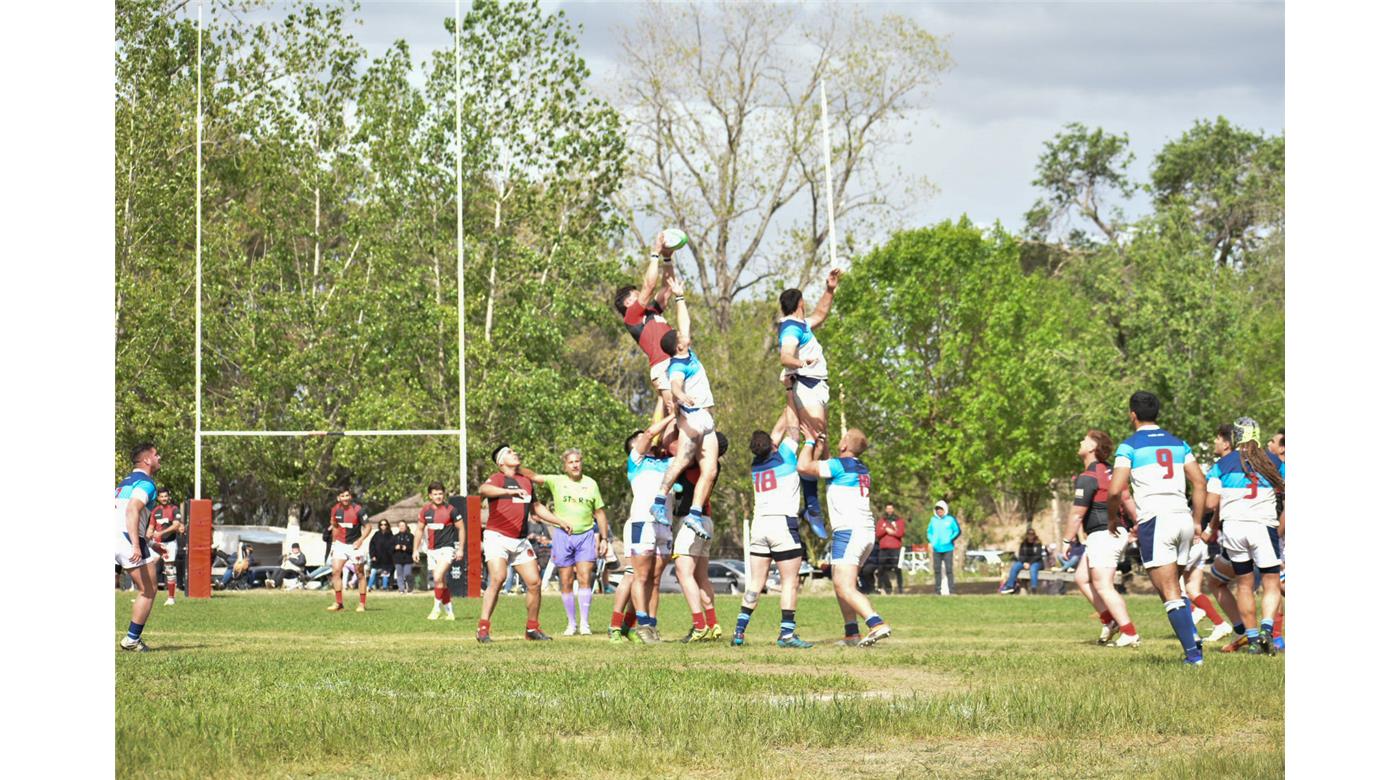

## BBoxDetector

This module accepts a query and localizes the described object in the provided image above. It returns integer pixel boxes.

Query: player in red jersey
[1064,430,1140,646]
[147,487,184,606]
[414,481,465,621]
[477,445,572,643]
[614,231,680,424]
[326,489,373,613]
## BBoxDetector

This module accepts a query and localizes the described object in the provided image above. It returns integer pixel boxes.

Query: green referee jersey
[536,474,606,534]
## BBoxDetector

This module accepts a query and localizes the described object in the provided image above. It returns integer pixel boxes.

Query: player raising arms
[733,408,811,648]
[797,423,891,647]
[1063,430,1141,647]
[147,487,184,607]
[1107,391,1209,666]
[615,413,676,644]
[614,231,680,424]
[776,269,842,538]
[326,489,373,613]
[476,445,572,643]
[1204,417,1285,655]
[115,442,164,651]
[414,481,465,622]
[650,274,718,543]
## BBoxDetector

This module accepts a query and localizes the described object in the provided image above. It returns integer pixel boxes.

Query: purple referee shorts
[551,528,598,567]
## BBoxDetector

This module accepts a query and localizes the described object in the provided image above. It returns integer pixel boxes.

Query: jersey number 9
[1155,448,1175,479]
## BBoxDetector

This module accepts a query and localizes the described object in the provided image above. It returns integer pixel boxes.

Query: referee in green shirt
[522,450,609,635]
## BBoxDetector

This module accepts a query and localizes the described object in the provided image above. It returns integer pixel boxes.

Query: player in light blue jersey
[114,442,164,652]
[652,275,719,544]
[614,413,676,644]
[1107,391,1209,666]
[1203,417,1285,655]
[777,269,842,539]
[797,424,891,648]
[733,408,809,647]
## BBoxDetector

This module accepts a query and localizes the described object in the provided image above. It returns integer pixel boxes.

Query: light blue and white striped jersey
[667,351,714,410]
[778,318,828,381]
[751,438,800,517]
[1206,451,1284,526]
[1113,425,1196,521]
[114,469,157,534]
[817,457,874,532]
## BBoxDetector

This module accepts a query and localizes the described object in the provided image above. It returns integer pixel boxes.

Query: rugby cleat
[579,624,592,636]
[702,625,724,642]
[164,598,176,606]
[1260,633,1278,657]
[1273,635,1285,652]
[1205,623,1233,643]
[119,636,149,652]
[636,625,661,645]
[608,628,626,644]
[1111,632,1141,648]
[1246,637,1266,655]
[681,514,711,541]
[525,628,553,641]
[427,610,441,621]
[326,603,344,612]
[476,631,493,644]
[802,507,828,540]
[858,624,892,647]
[355,604,367,613]
[650,501,671,527]
[1097,620,1120,645]
[442,611,455,621]
[777,634,814,649]
[681,627,707,644]
[1219,635,1249,654]
[730,632,746,647]
[626,628,644,644]
[837,637,860,647]
[1184,656,1205,668]
[563,624,578,637]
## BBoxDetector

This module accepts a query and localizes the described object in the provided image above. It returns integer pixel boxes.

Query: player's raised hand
[826,268,843,291]
[665,274,684,297]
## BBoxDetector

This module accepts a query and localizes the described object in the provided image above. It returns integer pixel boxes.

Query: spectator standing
[369,520,395,590]
[1000,530,1046,594]
[925,500,961,595]
[273,543,307,589]
[391,521,416,593]
[875,504,906,594]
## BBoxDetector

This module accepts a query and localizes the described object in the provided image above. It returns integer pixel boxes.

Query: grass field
[115,589,1283,779]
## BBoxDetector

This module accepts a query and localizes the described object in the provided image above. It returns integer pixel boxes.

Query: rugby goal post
[183,1,479,597]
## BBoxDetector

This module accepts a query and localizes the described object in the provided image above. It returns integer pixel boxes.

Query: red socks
[434,586,451,605]
[1098,610,1113,625]
[691,612,706,631]
[611,611,626,629]
[1192,595,1223,625]
[704,606,717,628]
[478,619,490,633]
[526,619,540,631]
[1274,609,1284,636]
[335,591,344,606]
[359,592,367,607]
[623,606,637,629]
[167,581,176,598]
[1121,622,1137,637]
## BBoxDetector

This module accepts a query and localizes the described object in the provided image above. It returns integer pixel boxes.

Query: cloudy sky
[252,0,1284,233]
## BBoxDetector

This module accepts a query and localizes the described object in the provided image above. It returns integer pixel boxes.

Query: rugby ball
[661,228,689,252]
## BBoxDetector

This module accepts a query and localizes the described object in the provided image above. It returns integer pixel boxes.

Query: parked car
[764,560,813,593]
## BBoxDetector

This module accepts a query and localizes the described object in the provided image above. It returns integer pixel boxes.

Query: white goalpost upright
[192,0,472,500]
[819,77,849,438]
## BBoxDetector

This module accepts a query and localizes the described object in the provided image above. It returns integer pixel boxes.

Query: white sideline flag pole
[819,78,837,272]
[194,0,204,500]
[455,0,469,495]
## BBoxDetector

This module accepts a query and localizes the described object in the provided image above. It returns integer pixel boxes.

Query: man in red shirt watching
[147,487,184,606]
[477,445,572,643]
[875,504,906,595]
[326,488,372,613]
[614,231,680,425]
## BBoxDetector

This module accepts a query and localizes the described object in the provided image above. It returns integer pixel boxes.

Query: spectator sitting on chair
[369,520,395,590]
[273,543,307,589]
[391,521,416,593]
[1001,530,1046,594]
[875,504,906,594]
[220,543,255,589]
[926,501,961,595]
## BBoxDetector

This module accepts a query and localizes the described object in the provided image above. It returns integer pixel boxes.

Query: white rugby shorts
[1184,539,1208,571]
[749,514,802,556]
[649,361,670,393]
[160,540,179,564]
[483,530,537,568]
[790,377,829,410]
[1220,520,1282,569]
[331,541,368,566]
[673,516,714,558]
[115,532,160,570]
[426,545,459,570]
[680,407,716,437]
[830,527,875,567]
[1136,512,1194,569]
[1085,529,1129,570]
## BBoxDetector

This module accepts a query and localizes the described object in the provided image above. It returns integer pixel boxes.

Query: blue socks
[1246,627,1260,640]
[636,612,656,628]
[844,621,859,637]
[735,606,754,635]
[1261,618,1275,638]
[779,609,796,638]
[866,614,884,628]
[1164,599,1198,655]
[126,621,145,641]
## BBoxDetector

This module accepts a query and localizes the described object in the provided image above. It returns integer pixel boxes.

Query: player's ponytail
[1238,440,1285,504]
